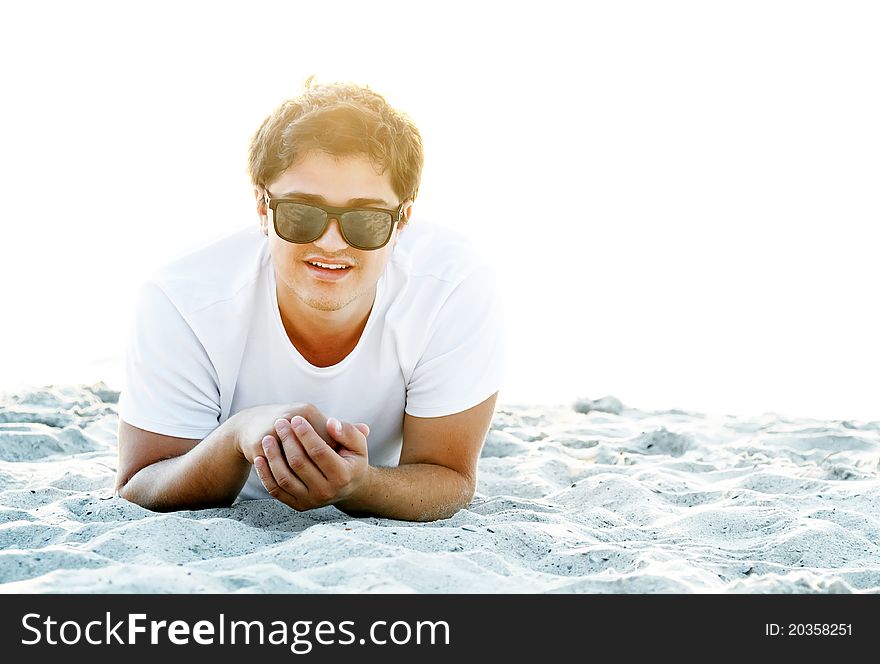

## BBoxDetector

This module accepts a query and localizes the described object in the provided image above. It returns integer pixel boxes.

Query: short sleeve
[405,265,506,417]
[117,281,221,439]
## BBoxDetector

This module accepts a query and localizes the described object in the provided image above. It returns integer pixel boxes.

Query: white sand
[1,383,879,593]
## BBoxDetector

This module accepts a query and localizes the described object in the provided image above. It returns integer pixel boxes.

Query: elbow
[113,457,144,499]
[114,466,151,508]
[460,479,476,513]
[113,470,131,498]
[114,474,156,511]
[113,468,167,512]
[460,469,477,506]
[114,468,135,502]
[425,471,475,522]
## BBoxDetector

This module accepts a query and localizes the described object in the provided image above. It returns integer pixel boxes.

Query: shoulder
[143,224,269,314]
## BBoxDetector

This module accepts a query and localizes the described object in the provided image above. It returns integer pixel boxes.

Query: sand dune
[1,383,878,593]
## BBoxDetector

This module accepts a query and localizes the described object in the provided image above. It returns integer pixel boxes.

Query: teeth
[309,261,349,270]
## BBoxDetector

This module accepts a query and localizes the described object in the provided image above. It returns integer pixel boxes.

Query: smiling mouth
[303,260,354,281]
[306,261,352,270]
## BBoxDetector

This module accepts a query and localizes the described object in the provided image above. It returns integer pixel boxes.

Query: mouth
[303,259,354,281]
[306,260,352,270]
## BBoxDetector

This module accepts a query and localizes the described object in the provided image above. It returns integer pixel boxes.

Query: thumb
[354,423,370,437]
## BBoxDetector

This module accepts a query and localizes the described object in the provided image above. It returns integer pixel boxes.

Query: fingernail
[291,416,307,431]
[262,437,272,452]
[328,417,342,435]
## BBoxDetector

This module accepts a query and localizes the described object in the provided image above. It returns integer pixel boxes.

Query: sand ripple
[1,384,879,593]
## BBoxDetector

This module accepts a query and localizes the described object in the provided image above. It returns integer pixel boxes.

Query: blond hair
[247,77,424,202]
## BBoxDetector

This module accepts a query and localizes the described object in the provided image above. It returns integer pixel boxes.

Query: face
[257,151,411,315]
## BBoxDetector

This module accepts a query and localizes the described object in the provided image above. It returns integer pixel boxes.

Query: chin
[297,288,357,312]
[303,298,348,312]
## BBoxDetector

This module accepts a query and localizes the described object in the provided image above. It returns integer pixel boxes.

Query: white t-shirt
[117,218,506,500]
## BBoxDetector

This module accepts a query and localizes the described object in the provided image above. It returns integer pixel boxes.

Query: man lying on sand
[114,79,504,522]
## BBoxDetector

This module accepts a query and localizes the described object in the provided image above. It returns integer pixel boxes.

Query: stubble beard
[293,281,369,312]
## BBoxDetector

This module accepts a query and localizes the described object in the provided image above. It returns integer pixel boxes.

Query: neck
[275,281,376,366]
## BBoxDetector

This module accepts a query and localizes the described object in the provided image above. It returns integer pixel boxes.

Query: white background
[1,1,877,421]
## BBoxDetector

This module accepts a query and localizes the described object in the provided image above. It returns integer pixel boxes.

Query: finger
[253,454,281,493]
[254,454,301,510]
[296,414,339,452]
[327,418,369,455]
[275,418,335,491]
[261,432,309,497]
[288,416,350,487]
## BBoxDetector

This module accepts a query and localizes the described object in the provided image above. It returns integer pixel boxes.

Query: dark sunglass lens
[274,202,326,243]
[341,211,393,249]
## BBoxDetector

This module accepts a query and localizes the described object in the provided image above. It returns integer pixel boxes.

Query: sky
[0,1,878,422]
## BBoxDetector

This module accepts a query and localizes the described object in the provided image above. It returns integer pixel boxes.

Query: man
[115,79,505,522]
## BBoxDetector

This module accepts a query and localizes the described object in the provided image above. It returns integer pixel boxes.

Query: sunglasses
[264,191,407,251]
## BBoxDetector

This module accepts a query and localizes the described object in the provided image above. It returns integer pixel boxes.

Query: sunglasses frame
[264,191,406,251]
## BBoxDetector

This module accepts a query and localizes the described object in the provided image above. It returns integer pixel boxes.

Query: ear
[398,200,414,232]
[391,200,413,248]
[254,186,269,235]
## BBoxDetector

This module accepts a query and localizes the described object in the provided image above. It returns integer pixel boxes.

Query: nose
[313,216,349,252]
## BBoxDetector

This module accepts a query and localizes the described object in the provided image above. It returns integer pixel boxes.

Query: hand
[231,403,336,465]
[254,414,371,511]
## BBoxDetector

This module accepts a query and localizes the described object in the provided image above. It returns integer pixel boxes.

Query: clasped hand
[251,410,370,511]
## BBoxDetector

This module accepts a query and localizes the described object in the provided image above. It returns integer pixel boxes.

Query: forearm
[335,463,475,522]
[117,417,250,511]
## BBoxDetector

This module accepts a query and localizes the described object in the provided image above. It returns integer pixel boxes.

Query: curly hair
[247,77,424,203]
